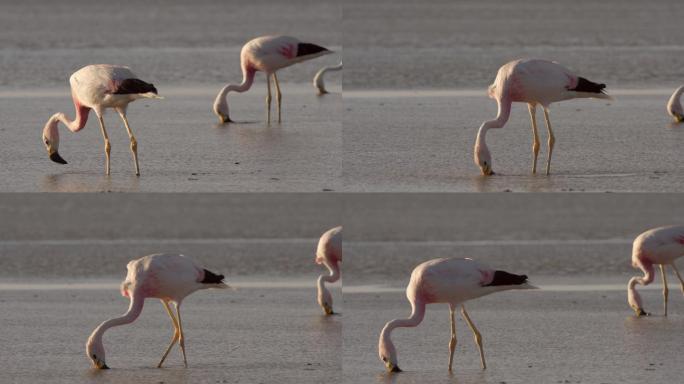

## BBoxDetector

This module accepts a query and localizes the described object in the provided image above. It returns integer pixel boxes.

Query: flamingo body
[313,61,343,94]
[666,85,684,122]
[213,35,331,123]
[474,59,610,176]
[42,64,161,175]
[379,258,534,372]
[316,226,342,314]
[628,225,684,316]
[86,253,227,369]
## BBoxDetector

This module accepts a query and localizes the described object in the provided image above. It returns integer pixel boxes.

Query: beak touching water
[49,151,68,164]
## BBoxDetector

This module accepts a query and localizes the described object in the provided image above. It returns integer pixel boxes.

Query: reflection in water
[42,173,140,192]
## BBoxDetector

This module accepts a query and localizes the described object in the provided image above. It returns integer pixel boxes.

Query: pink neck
[382,297,426,337]
[91,293,144,344]
[54,96,91,132]
[323,261,340,283]
[476,97,512,146]
[222,67,256,97]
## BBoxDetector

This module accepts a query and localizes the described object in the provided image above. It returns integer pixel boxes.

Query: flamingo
[474,59,610,176]
[316,226,342,315]
[213,35,332,124]
[628,225,684,317]
[666,85,684,122]
[313,61,343,94]
[86,253,227,369]
[378,258,536,372]
[42,64,162,176]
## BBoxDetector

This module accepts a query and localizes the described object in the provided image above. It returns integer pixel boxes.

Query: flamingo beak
[481,166,494,176]
[218,113,233,124]
[324,305,334,315]
[386,362,402,372]
[634,308,650,317]
[49,151,68,164]
[94,360,109,369]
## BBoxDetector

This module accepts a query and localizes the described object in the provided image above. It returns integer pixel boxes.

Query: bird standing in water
[42,64,161,175]
[86,253,227,369]
[628,225,684,316]
[474,59,610,176]
[213,35,332,124]
[316,226,342,315]
[378,258,535,372]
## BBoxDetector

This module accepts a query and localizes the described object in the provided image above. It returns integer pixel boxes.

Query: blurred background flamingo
[213,35,331,124]
[316,226,342,315]
[378,257,535,372]
[42,64,161,175]
[628,225,684,316]
[86,253,227,369]
[667,85,684,122]
[474,59,610,176]
[313,61,343,94]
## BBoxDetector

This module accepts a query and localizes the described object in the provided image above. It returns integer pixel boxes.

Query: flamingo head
[474,139,494,176]
[627,278,649,316]
[213,95,232,124]
[86,335,109,369]
[378,331,401,372]
[42,117,67,164]
[317,286,334,315]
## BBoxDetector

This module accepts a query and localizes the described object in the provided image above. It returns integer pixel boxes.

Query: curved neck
[89,294,144,347]
[380,298,425,342]
[476,97,512,147]
[317,261,340,292]
[218,67,256,100]
[52,96,91,133]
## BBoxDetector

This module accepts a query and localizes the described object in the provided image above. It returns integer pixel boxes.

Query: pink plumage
[86,253,227,369]
[474,59,610,176]
[213,35,332,124]
[316,226,342,315]
[628,226,684,316]
[378,258,535,372]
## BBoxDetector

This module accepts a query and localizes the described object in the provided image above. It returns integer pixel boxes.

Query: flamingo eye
[382,356,387,362]
[92,354,97,359]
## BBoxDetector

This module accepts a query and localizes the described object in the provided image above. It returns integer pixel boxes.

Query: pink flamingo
[42,64,162,175]
[474,59,610,176]
[313,61,343,95]
[316,226,342,315]
[378,258,536,372]
[213,35,332,124]
[86,253,227,369]
[628,225,684,316]
[667,85,684,122]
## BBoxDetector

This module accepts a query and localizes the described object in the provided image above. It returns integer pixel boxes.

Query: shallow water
[344,0,684,90]
[343,92,684,191]
[0,86,341,192]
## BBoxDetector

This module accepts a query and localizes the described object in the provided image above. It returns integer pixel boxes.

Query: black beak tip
[390,365,402,372]
[49,152,67,164]
[101,364,109,370]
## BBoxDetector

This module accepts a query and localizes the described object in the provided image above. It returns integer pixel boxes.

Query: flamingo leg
[95,114,111,175]
[660,265,669,316]
[460,305,485,369]
[448,304,458,372]
[273,72,282,122]
[542,107,555,175]
[528,103,540,174]
[266,73,272,124]
[157,300,180,368]
[116,108,140,176]
[671,263,684,294]
[175,303,188,367]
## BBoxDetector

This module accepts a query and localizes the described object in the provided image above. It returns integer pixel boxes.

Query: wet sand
[2,286,341,384]
[0,86,341,192]
[343,91,684,192]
